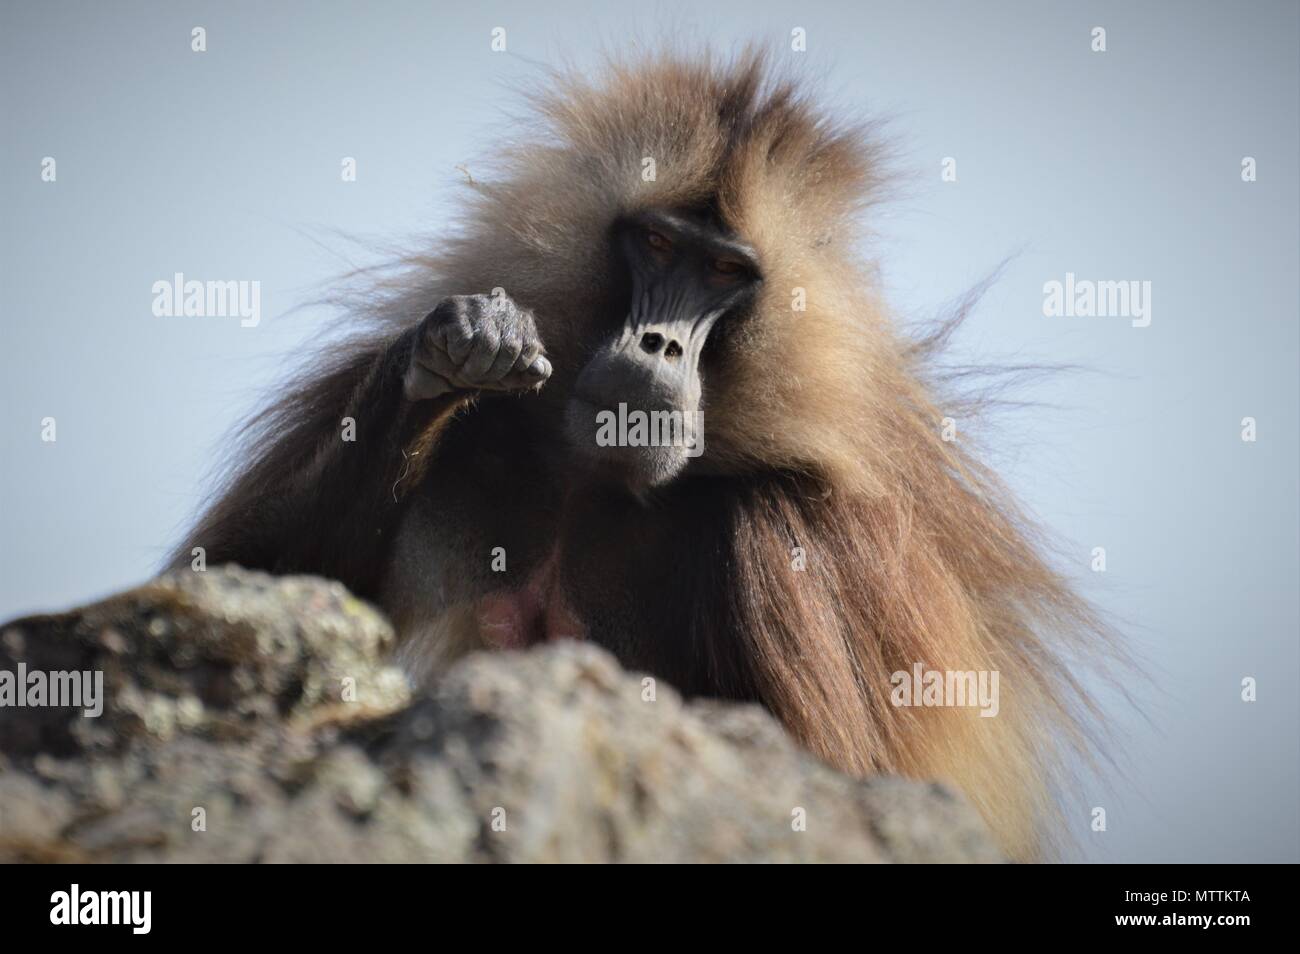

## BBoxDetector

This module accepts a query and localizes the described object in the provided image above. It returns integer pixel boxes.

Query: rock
[0,566,1002,863]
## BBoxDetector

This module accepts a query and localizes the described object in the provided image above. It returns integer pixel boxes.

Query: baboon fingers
[500,353,552,389]
[484,332,526,383]
[406,291,549,398]
[402,364,454,402]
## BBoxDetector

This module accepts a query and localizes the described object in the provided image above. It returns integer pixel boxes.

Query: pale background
[2,0,1296,862]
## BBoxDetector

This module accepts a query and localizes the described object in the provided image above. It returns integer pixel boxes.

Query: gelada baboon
[172,49,1110,859]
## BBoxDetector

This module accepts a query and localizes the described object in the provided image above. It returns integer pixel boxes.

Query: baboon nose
[640,332,683,359]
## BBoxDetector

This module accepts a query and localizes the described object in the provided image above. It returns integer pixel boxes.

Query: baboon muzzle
[565,289,721,492]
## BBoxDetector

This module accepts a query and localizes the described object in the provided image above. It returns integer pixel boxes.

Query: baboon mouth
[475,548,585,649]
[564,396,693,492]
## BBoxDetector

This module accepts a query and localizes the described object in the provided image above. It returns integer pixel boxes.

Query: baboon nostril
[640,332,664,354]
[664,340,683,359]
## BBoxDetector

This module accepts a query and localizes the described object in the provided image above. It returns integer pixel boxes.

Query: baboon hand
[403,293,552,401]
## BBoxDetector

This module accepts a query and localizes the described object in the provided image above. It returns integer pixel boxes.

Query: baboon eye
[711,258,745,277]
[644,230,672,252]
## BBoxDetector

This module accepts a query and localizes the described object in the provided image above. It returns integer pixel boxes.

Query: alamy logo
[0,664,103,717]
[595,403,704,458]
[890,663,1000,717]
[50,884,151,934]
[1042,272,1151,328]
[151,272,261,327]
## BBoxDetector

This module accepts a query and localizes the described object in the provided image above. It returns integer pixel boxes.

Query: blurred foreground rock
[0,567,1001,863]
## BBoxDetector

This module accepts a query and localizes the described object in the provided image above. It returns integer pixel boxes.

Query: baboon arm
[176,327,466,596]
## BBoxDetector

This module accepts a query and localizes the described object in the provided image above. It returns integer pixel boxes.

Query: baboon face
[562,206,763,493]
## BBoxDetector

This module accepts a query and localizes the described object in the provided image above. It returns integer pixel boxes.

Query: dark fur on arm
[167,328,464,599]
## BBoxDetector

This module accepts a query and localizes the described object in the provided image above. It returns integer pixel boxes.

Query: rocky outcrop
[0,567,1002,863]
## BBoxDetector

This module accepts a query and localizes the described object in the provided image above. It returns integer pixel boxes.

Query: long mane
[175,47,1120,859]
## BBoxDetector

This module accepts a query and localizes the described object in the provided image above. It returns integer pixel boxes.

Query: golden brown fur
[178,48,1114,860]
